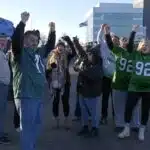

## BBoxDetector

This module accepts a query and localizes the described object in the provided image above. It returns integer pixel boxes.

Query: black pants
[52,84,70,117]
[74,92,81,117]
[101,76,112,119]
[14,104,20,129]
[8,85,20,128]
[125,92,150,126]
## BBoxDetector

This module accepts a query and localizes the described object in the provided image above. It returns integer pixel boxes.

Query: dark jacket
[75,45,103,98]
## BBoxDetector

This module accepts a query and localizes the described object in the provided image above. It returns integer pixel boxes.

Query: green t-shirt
[112,46,133,91]
[129,51,150,92]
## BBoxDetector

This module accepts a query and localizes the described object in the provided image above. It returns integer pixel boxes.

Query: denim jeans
[0,82,9,138]
[14,98,43,150]
[79,95,100,128]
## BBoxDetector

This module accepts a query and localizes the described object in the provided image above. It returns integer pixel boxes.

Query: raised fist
[101,24,107,31]
[49,22,55,32]
[21,12,30,24]
[104,24,110,34]
[132,24,140,32]
[73,36,79,41]
[62,35,70,41]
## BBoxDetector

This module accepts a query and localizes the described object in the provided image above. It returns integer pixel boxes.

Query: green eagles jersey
[112,46,133,90]
[129,51,150,92]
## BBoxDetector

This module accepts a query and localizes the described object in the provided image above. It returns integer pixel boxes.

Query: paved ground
[0,67,150,150]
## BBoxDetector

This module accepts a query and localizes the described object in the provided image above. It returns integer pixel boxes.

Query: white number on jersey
[119,58,132,72]
[136,61,150,76]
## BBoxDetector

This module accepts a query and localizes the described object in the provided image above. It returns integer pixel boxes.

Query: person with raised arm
[73,37,103,137]
[118,31,150,141]
[97,24,116,125]
[11,12,56,150]
[46,35,76,129]
[103,24,140,132]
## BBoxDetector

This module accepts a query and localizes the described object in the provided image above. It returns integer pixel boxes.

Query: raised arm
[43,22,56,58]
[73,36,87,59]
[11,12,29,57]
[127,25,139,53]
[97,24,106,44]
[62,35,76,63]
[104,25,114,50]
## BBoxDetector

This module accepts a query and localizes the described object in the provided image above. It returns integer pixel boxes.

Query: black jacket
[75,45,103,98]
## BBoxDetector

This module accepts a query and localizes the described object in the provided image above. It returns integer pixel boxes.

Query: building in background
[133,0,143,8]
[80,2,143,42]
[143,0,150,39]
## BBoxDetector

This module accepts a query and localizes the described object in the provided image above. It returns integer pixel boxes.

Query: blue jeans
[14,98,43,150]
[0,82,9,138]
[79,95,100,128]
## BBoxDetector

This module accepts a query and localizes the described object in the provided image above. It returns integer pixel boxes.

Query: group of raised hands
[20,11,141,43]
[20,11,55,32]
[100,24,140,34]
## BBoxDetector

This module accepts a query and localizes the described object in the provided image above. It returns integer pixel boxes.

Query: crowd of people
[0,11,150,150]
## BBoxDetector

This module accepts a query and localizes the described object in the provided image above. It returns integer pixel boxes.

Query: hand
[62,35,70,41]
[73,36,79,41]
[132,25,140,32]
[51,63,57,68]
[49,22,55,32]
[21,12,30,24]
[104,24,110,34]
[101,24,106,31]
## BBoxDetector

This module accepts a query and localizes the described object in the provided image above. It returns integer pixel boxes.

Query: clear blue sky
[1,0,131,41]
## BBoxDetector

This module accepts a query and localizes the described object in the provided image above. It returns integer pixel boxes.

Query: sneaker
[0,136,11,144]
[138,126,145,141]
[100,117,107,125]
[89,128,99,137]
[77,126,89,136]
[16,128,21,132]
[118,125,130,139]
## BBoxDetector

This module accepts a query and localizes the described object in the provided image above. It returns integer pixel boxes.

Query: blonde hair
[46,49,68,70]
[137,39,150,51]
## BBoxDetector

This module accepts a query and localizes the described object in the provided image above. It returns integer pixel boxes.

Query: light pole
[143,0,150,39]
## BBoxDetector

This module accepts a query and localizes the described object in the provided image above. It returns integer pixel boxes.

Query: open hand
[132,25,140,32]
[21,12,30,24]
